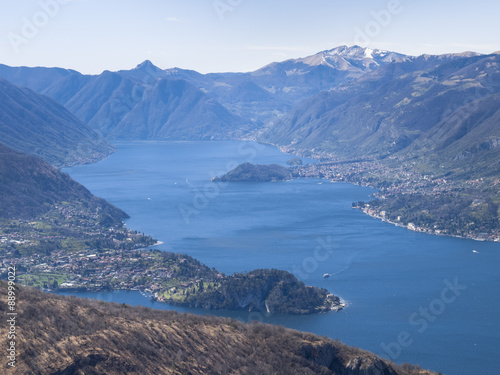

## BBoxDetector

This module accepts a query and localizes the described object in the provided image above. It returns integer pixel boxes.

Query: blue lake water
[62,141,500,375]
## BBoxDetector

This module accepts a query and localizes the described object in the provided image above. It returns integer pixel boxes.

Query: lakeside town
[1,244,215,299]
[291,155,500,242]
[0,200,217,299]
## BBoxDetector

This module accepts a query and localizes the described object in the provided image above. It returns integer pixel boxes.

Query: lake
[62,141,500,375]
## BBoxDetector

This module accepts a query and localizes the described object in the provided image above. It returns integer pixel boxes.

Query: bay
[62,141,500,375]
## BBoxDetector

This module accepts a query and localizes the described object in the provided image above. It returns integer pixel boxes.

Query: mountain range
[0,78,113,167]
[260,52,500,173]
[0,46,433,142]
[2,47,497,175]
[0,62,251,141]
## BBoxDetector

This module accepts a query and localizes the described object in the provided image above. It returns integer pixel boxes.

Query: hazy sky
[1,0,499,74]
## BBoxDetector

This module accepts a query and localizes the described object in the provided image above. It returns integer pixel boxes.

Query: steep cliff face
[300,341,434,375]
[300,342,396,375]
[0,284,435,375]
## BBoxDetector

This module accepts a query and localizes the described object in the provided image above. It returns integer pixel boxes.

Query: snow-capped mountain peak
[318,45,410,71]
[272,45,412,75]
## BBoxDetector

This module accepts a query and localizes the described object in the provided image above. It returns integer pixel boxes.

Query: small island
[212,162,292,182]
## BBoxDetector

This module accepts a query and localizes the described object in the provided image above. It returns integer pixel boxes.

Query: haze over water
[63,141,500,375]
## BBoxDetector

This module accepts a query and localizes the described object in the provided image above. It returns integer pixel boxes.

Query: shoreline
[253,140,500,244]
[355,205,500,243]
[330,297,347,312]
[154,290,347,315]
[55,286,348,316]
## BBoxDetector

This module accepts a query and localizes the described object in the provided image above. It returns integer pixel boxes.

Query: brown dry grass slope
[0,284,436,375]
